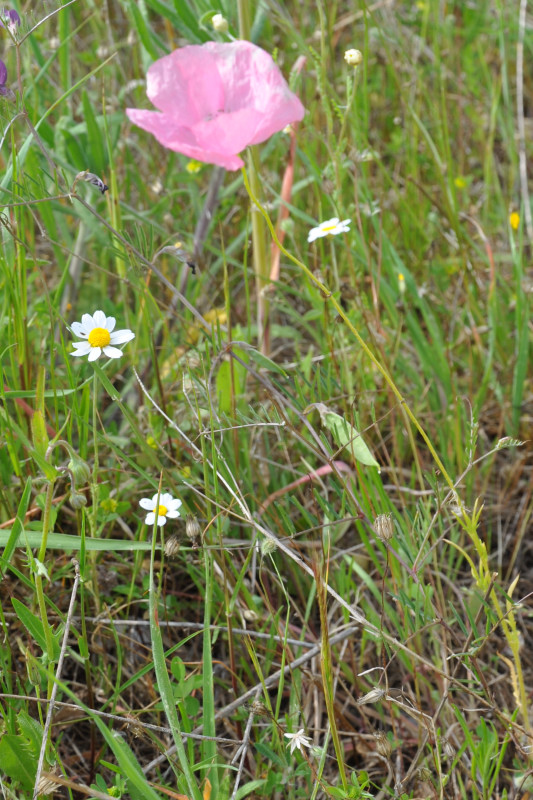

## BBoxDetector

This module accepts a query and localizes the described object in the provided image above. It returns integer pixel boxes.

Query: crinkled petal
[146,47,224,123]
[127,41,304,172]
[102,346,124,359]
[87,347,101,362]
[126,109,245,170]
[139,498,155,510]
[93,310,107,327]
[144,511,156,525]
[109,329,135,345]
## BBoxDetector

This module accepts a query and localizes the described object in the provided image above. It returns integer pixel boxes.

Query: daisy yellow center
[157,504,168,517]
[88,327,111,348]
[322,224,338,233]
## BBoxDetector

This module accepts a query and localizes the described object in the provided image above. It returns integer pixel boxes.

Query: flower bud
[164,534,181,557]
[70,490,87,509]
[67,453,91,488]
[344,49,363,66]
[374,730,392,759]
[212,13,228,33]
[185,514,202,547]
[373,513,394,542]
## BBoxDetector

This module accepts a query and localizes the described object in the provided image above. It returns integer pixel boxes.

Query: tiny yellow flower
[186,160,203,174]
[509,212,520,230]
[398,273,406,296]
[454,176,466,189]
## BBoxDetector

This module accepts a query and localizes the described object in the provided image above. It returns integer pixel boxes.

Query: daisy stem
[35,477,57,693]
[237,0,270,356]
[91,369,99,539]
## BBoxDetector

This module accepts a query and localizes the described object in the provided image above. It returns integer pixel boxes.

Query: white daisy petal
[87,347,102,362]
[105,316,116,332]
[110,329,135,345]
[93,310,106,327]
[160,493,174,506]
[165,509,181,519]
[145,512,156,525]
[81,313,94,330]
[102,346,124,359]
[139,498,155,510]
[70,321,88,337]
[151,493,161,504]
[156,515,167,526]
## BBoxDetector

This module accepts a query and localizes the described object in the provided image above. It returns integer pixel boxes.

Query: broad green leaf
[315,404,380,471]
[0,734,37,789]
[0,531,161,551]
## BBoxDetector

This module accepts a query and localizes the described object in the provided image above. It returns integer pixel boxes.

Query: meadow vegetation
[0,1,531,798]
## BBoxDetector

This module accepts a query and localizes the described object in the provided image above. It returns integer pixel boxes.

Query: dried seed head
[125,714,145,739]
[36,771,61,796]
[374,730,392,759]
[249,700,271,717]
[373,513,394,542]
[356,687,386,705]
[260,537,278,557]
[185,514,202,547]
[164,534,181,557]
[441,737,456,760]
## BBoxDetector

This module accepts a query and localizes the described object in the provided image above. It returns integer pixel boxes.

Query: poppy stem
[237,2,271,355]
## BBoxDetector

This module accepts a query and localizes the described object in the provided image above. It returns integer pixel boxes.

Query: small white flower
[139,493,182,527]
[344,48,363,66]
[212,13,228,33]
[284,728,312,755]
[69,310,135,362]
[307,217,351,243]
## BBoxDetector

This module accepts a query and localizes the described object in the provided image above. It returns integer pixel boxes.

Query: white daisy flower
[307,217,351,243]
[139,493,182,527]
[284,728,312,755]
[69,310,135,362]
[344,48,363,66]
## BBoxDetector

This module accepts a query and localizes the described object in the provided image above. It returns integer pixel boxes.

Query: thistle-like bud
[212,13,228,33]
[69,490,87,510]
[374,730,392,759]
[185,514,202,548]
[260,537,278,557]
[344,48,363,67]
[373,513,394,542]
[67,452,91,488]
[164,534,181,557]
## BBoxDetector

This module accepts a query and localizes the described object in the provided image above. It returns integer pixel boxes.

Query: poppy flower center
[88,327,111,348]
[157,504,168,517]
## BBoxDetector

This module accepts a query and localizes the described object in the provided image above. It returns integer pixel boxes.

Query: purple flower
[0,8,20,34]
[0,59,10,96]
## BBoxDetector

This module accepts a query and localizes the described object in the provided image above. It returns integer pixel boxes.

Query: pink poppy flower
[126,41,305,171]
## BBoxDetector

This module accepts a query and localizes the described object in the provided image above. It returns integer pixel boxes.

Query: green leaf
[11,598,61,661]
[0,734,38,789]
[245,347,288,377]
[0,477,32,577]
[0,531,161,551]
[315,404,380,471]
